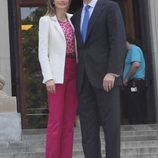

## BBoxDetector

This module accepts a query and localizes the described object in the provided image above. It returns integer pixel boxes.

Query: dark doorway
[9,0,155,128]
[117,0,156,124]
[70,0,82,13]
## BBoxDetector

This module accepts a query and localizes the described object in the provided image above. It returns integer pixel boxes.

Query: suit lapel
[74,9,84,46]
[86,0,103,42]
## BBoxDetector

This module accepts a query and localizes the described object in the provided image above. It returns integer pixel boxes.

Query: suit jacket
[38,13,76,84]
[71,0,126,92]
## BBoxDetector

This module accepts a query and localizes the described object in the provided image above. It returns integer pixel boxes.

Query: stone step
[1,138,158,150]
[1,151,158,158]
[74,133,158,142]
[121,155,158,158]
[74,141,158,150]
[21,130,158,141]
[73,147,158,157]
[22,126,158,139]
[0,152,44,158]
[1,138,158,152]
[74,154,158,158]
[0,141,158,153]
[21,124,158,135]
[20,135,158,143]
[76,141,158,148]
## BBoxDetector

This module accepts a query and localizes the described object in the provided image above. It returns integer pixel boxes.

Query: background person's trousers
[46,58,78,158]
[126,79,147,124]
[78,72,121,158]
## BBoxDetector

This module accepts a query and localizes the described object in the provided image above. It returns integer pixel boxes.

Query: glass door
[18,1,47,129]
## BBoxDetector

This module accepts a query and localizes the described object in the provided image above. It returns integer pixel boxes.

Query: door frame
[16,0,143,128]
[19,0,46,7]
[16,0,47,129]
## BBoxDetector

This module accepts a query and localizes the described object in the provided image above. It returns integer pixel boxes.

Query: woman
[38,0,78,158]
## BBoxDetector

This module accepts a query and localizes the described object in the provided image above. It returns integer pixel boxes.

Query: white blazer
[38,13,77,84]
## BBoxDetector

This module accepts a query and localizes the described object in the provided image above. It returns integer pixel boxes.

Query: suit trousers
[78,71,120,158]
[46,57,78,158]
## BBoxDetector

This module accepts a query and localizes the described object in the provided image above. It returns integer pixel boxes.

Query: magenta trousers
[46,57,78,158]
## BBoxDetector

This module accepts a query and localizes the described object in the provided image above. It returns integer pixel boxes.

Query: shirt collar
[83,0,98,9]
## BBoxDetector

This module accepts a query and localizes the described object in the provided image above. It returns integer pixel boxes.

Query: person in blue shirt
[123,34,147,124]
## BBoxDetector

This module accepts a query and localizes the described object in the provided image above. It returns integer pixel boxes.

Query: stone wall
[147,0,158,121]
[0,0,12,96]
[0,75,21,141]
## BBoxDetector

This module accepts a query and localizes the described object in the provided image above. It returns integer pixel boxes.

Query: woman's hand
[46,80,56,94]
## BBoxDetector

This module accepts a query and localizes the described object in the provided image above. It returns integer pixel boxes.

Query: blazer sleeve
[38,16,54,84]
[106,3,126,75]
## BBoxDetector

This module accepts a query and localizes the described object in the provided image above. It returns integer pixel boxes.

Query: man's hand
[123,78,128,86]
[103,73,115,92]
[46,80,56,94]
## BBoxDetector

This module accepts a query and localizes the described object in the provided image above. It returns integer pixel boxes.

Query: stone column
[147,0,158,121]
[0,75,21,141]
[0,0,12,95]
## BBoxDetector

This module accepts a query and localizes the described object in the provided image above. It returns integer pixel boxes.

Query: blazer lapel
[66,13,74,30]
[86,0,104,41]
[50,16,65,40]
[74,9,84,46]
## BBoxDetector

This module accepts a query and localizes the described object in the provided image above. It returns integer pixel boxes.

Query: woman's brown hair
[46,0,56,16]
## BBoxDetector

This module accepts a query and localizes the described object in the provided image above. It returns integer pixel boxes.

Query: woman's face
[54,0,70,10]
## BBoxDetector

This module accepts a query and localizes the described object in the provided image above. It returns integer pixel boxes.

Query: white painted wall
[147,0,158,121]
[0,0,12,96]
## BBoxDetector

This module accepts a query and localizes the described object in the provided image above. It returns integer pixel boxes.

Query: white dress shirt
[80,0,98,31]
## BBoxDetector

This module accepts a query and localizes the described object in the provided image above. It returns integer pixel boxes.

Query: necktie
[82,5,90,43]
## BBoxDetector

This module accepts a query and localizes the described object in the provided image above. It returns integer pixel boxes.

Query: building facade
[0,0,158,129]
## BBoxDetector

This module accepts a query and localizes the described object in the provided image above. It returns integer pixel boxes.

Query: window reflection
[21,7,47,128]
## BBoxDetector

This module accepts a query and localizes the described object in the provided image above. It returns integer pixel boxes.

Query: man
[123,34,146,124]
[71,0,126,157]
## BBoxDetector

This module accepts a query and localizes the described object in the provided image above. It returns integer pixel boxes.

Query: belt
[128,78,145,86]
[130,78,145,82]
[66,53,76,59]
[133,78,144,80]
